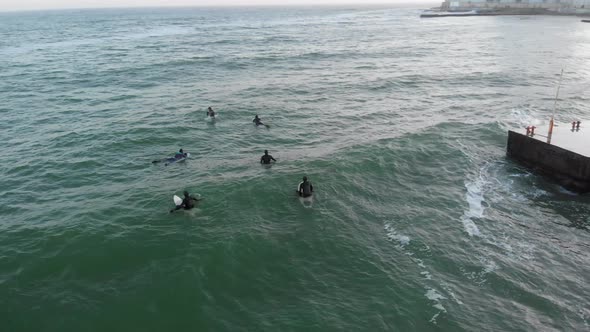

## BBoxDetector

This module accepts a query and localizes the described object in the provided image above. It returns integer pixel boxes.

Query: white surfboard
[173,195,183,206]
[297,185,313,208]
[299,195,313,208]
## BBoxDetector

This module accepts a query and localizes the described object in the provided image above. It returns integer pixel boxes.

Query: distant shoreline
[421,8,590,18]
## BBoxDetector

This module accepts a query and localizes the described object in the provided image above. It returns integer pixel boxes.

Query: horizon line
[0,2,438,14]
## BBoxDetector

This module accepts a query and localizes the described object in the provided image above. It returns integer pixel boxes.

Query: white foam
[384,224,410,246]
[485,235,537,261]
[482,259,498,274]
[416,259,426,269]
[440,282,464,305]
[465,257,498,283]
[384,224,455,324]
[425,288,447,302]
[509,107,544,129]
[461,216,481,237]
[460,179,485,237]
[425,287,447,324]
[465,181,485,218]
[433,303,446,311]
[430,311,442,324]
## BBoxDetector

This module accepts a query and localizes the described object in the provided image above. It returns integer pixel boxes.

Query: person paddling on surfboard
[175,149,187,159]
[170,191,201,213]
[207,107,216,118]
[260,150,276,164]
[152,149,188,164]
[298,176,313,197]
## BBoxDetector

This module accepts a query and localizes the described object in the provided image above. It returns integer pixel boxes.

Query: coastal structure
[506,121,590,193]
[437,0,590,14]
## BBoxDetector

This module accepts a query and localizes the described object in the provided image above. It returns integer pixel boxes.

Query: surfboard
[299,195,313,208]
[173,195,183,206]
[164,153,190,166]
[296,185,313,208]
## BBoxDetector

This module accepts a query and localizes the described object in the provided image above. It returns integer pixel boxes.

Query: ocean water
[1,6,589,331]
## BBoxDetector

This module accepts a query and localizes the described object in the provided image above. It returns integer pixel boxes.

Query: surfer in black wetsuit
[260,150,276,164]
[253,115,264,126]
[207,107,215,117]
[298,176,313,197]
[170,191,201,212]
[175,149,187,159]
[152,149,187,164]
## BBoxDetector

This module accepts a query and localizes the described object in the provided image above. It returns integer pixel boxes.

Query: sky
[0,0,438,12]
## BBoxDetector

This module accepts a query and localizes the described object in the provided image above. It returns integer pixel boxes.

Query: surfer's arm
[170,205,183,213]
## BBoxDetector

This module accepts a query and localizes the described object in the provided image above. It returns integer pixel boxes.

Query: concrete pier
[506,121,590,193]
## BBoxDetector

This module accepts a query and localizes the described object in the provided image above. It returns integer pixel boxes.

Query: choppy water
[1,6,590,331]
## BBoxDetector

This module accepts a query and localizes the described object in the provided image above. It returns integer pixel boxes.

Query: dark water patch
[259,35,298,43]
[205,38,243,45]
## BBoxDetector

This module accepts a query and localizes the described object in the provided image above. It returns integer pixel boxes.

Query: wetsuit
[172,195,199,212]
[182,196,195,209]
[261,154,276,164]
[298,181,313,197]
[253,118,263,126]
[175,152,187,161]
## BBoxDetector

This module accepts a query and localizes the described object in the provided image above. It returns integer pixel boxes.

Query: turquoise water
[1,6,590,331]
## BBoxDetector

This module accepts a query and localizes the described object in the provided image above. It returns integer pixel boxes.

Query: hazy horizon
[0,0,438,13]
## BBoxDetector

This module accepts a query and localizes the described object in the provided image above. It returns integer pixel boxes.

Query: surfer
[152,149,187,164]
[170,191,201,212]
[260,150,276,164]
[175,149,187,159]
[207,107,216,118]
[298,176,313,197]
[253,115,264,126]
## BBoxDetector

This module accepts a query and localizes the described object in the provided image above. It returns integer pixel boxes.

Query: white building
[441,0,590,13]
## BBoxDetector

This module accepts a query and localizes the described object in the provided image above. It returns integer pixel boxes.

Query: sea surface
[1,5,589,331]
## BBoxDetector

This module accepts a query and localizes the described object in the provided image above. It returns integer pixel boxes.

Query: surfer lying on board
[207,107,216,117]
[152,149,188,164]
[260,150,276,164]
[170,191,201,212]
[175,149,187,159]
[298,176,313,197]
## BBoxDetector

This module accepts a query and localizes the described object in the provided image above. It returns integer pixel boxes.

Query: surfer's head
[264,150,268,155]
[303,176,308,182]
[208,107,212,111]
[183,191,189,197]
[255,115,259,118]
[179,149,184,153]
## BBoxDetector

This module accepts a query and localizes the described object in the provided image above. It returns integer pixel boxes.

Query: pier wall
[506,131,590,193]
[440,0,590,14]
